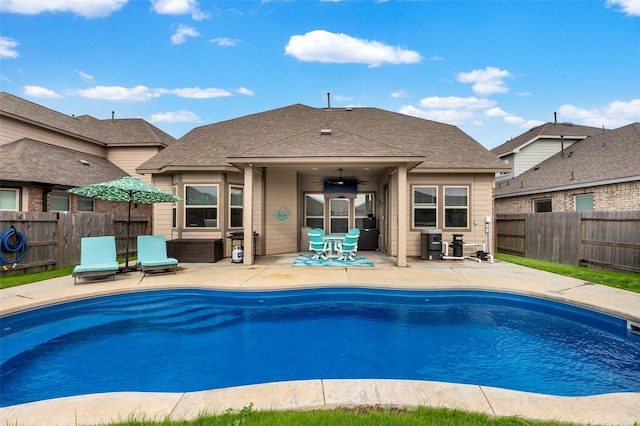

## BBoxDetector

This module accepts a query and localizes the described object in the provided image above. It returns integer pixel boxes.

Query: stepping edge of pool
[1,379,639,425]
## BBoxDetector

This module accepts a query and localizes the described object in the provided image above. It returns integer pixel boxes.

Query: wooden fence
[496,211,640,273]
[0,211,151,276]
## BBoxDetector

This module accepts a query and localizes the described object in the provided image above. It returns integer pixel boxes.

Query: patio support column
[396,164,408,267]
[243,164,254,265]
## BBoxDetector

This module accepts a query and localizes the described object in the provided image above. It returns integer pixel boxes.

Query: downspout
[42,185,53,212]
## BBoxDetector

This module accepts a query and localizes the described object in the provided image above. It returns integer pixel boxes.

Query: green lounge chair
[137,235,178,276]
[72,236,119,285]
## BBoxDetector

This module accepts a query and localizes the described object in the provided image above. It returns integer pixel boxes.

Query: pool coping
[1,256,640,425]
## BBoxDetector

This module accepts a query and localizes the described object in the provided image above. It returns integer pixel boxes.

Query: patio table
[322,234,345,258]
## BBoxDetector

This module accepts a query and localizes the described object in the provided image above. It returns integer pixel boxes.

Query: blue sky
[1,0,639,149]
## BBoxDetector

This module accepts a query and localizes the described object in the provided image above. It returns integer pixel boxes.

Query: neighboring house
[0,92,176,218]
[137,103,510,266]
[494,122,640,214]
[491,122,604,182]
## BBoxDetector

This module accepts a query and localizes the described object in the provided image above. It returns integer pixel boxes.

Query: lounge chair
[308,228,329,260]
[337,228,360,261]
[137,235,178,276]
[72,236,119,285]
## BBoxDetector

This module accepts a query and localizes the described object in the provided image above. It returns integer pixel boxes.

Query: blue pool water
[1,287,640,407]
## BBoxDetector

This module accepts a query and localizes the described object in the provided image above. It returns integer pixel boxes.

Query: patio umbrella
[68,176,181,271]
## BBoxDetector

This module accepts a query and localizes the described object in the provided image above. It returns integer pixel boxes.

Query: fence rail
[496,211,640,273]
[0,211,151,276]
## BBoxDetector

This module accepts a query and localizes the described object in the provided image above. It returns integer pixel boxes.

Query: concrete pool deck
[1,253,639,426]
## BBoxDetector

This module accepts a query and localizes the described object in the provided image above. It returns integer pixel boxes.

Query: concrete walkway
[1,254,639,425]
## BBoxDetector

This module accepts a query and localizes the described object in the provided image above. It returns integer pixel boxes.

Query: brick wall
[495,181,640,214]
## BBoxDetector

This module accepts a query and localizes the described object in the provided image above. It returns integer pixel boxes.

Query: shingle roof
[0,139,129,187]
[490,122,605,156]
[138,104,508,172]
[495,122,640,197]
[1,92,176,148]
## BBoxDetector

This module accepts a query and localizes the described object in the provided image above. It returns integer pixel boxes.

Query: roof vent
[345,107,352,111]
[79,159,90,166]
[321,129,332,136]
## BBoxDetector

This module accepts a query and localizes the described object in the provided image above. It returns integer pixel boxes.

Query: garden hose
[1,225,28,268]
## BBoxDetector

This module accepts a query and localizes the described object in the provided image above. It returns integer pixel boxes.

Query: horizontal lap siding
[265,168,298,255]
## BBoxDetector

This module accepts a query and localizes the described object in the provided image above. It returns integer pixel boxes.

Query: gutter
[494,175,640,198]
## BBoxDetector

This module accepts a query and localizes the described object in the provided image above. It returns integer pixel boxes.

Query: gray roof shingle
[495,122,640,197]
[138,104,508,172]
[1,139,129,187]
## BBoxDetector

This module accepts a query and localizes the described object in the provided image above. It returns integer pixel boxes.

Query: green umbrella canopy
[68,176,181,203]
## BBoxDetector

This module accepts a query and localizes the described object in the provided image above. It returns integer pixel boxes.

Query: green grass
[108,404,583,426]
[494,253,640,293]
[0,256,135,289]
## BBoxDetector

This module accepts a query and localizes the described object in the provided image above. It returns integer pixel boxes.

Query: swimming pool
[1,287,639,407]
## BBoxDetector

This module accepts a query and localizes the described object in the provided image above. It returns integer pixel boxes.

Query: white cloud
[151,0,209,20]
[150,110,202,123]
[209,37,239,47]
[171,87,232,98]
[485,107,508,117]
[419,96,496,110]
[0,0,127,18]
[399,105,474,124]
[76,70,94,82]
[517,91,532,97]
[429,56,445,61]
[76,85,160,102]
[235,87,254,96]
[0,36,19,58]
[171,24,199,45]
[285,30,422,67]
[606,0,640,16]
[332,94,353,102]
[457,66,512,96]
[391,89,409,98]
[558,99,640,128]
[23,85,62,98]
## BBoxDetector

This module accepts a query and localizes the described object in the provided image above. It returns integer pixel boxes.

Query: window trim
[412,185,438,228]
[533,197,552,213]
[229,185,243,229]
[184,184,219,228]
[443,186,469,229]
[172,186,178,228]
[0,188,20,211]
[304,193,325,230]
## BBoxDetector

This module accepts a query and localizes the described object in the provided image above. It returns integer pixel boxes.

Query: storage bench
[166,239,223,263]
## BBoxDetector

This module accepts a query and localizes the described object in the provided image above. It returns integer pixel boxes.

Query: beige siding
[107,147,162,180]
[515,139,577,177]
[406,172,495,257]
[0,117,106,156]
[151,175,175,239]
[264,168,298,254]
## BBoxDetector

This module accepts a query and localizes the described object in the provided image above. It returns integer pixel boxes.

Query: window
[413,186,437,228]
[533,198,552,213]
[50,194,70,212]
[0,188,19,211]
[354,193,375,229]
[329,198,349,233]
[229,185,243,228]
[77,196,94,212]
[172,186,178,228]
[444,187,468,228]
[575,194,593,211]
[305,194,324,229]
[185,185,218,227]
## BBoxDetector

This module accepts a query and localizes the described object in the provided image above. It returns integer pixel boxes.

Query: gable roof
[0,139,129,188]
[490,122,605,156]
[138,104,508,173]
[0,92,176,148]
[495,122,640,198]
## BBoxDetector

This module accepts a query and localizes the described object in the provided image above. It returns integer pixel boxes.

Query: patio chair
[72,236,119,285]
[337,228,360,261]
[308,228,329,260]
[137,235,178,276]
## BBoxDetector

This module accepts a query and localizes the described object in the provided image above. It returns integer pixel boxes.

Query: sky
[1,0,639,149]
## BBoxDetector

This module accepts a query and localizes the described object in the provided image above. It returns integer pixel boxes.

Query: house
[0,92,176,216]
[494,122,640,213]
[137,103,510,266]
[491,122,604,182]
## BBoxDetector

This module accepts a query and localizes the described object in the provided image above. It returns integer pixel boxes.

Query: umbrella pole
[125,199,131,271]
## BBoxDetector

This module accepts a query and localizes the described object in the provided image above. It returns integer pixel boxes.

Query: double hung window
[185,185,218,227]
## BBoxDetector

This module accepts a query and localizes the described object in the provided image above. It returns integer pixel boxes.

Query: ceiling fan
[320,168,369,185]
